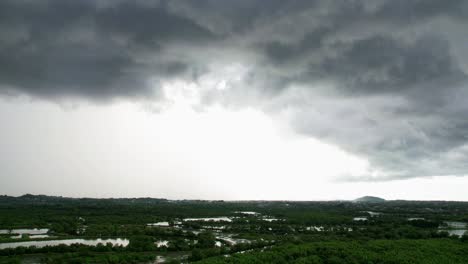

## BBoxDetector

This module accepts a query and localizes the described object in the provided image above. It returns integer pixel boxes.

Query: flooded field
[183,217,232,222]
[438,221,467,237]
[0,228,49,235]
[0,238,129,250]
[445,230,467,237]
[147,222,170,227]
[353,217,368,221]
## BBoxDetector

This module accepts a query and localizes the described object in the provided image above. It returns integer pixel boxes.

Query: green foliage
[127,235,155,252]
[40,252,156,264]
[461,233,468,242]
[197,232,216,248]
[196,239,468,264]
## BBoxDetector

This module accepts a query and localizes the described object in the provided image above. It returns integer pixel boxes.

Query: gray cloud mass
[1,0,468,181]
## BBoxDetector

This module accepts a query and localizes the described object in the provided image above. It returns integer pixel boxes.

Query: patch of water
[353,217,368,221]
[235,211,260,215]
[262,218,282,222]
[408,218,425,221]
[0,238,129,250]
[216,235,250,245]
[0,228,49,235]
[147,222,170,227]
[444,221,467,229]
[439,229,467,237]
[155,240,169,248]
[306,226,324,231]
[366,211,382,217]
[184,217,232,222]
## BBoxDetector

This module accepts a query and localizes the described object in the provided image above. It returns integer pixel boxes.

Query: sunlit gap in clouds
[130,78,374,200]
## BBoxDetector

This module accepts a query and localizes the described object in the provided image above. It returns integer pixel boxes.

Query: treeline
[2,195,468,230]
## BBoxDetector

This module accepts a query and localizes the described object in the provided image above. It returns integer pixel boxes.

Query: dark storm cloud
[1,0,468,180]
[0,0,213,100]
[315,35,465,96]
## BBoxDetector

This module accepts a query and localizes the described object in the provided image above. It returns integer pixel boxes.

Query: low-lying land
[0,195,467,263]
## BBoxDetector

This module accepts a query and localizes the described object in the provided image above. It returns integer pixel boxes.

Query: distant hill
[354,196,386,203]
[0,194,168,206]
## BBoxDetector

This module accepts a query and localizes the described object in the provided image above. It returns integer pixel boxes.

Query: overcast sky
[1,0,468,200]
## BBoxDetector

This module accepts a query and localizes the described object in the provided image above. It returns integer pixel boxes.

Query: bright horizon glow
[0,94,368,198]
[1,96,468,201]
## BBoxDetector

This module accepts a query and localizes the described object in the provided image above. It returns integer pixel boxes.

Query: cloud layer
[1,0,468,180]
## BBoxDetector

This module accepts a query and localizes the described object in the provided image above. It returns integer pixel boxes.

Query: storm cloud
[1,0,468,181]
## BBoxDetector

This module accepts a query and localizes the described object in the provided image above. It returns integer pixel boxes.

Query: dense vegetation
[0,195,467,263]
[196,239,468,264]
